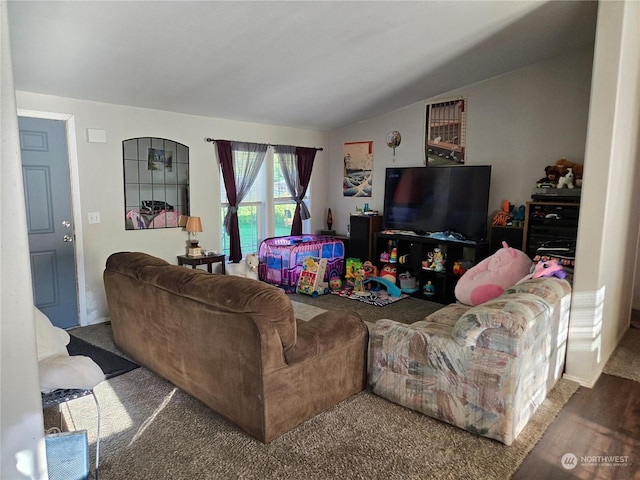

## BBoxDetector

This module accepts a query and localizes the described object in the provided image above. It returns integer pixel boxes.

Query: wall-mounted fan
[386,131,401,160]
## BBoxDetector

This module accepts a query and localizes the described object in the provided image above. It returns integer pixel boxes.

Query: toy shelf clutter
[258,235,345,292]
[373,231,489,304]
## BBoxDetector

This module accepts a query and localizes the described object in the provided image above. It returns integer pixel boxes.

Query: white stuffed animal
[557,167,574,189]
[225,253,259,280]
[246,253,259,274]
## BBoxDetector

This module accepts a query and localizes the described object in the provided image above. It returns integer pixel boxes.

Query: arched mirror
[123,137,189,229]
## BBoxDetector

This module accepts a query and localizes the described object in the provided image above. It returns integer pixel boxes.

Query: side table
[177,254,226,274]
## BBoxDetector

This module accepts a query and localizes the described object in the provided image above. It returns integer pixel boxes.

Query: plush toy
[555,158,584,187]
[380,264,397,283]
[557,167,575,189]
[537,165,561,186]
[246,253,259,273]
[226,253,259,279]
[519,258,566,282]
[454,241,533,306]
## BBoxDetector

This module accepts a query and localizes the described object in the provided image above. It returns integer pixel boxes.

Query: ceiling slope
[7,1,597,130]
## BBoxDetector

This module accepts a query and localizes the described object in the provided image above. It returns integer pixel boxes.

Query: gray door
[19,116,78,329]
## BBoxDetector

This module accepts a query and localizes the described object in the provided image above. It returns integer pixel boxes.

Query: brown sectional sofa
[103,252,368,443]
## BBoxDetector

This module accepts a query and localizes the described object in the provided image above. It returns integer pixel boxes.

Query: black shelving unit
[373,231,489,304]
[523,201,580,259]
[349,215,383,261]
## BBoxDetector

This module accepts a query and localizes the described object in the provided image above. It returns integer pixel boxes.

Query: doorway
[19,115,82,329]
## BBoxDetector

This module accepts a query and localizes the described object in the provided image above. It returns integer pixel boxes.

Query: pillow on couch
[454,242,532,306]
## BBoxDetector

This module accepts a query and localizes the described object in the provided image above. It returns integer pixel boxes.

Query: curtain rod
[205,137,323,151]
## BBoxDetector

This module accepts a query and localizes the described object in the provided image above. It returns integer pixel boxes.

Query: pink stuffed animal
[454,241,532,306]
[520,258,566,282]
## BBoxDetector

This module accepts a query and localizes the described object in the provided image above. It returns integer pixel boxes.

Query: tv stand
[373,231,489,304]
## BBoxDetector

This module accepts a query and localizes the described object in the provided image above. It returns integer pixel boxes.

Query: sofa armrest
[451,292,551,354]
[284,310,368,365]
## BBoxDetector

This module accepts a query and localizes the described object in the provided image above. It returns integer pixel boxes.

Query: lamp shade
[185,216,203,233]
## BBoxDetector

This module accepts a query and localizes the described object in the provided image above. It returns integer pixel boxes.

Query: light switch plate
[88,212,101,224]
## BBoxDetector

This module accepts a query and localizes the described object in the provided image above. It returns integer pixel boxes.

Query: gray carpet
[57,321,579,480]
[603,327,640,383]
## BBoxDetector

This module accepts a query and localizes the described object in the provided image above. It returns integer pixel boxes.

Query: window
[273,151,297,238]
[220,151,309,256]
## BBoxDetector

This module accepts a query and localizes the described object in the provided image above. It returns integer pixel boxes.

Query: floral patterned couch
[368,277,571,445]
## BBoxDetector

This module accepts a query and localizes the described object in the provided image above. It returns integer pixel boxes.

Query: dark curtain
[217,141,267,262]
[216,141,241,261]
[291,147,317,235]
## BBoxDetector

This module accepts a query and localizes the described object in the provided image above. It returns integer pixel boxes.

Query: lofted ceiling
[7,1,597,131]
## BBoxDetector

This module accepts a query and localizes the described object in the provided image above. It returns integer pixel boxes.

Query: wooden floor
[513,373,640,479]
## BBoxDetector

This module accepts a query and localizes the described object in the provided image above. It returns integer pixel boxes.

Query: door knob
[63,235,74,242]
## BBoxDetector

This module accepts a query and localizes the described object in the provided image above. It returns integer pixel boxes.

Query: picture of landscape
[343,140,373,197]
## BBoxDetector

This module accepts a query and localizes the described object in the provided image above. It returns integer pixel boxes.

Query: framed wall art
[343,140,373,197]
[425,98,466,165]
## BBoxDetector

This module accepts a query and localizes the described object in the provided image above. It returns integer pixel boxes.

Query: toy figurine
[427,248,446,272]
[353,267,367,294]
[362,260,378,277]
[453,261,466,275]
[423,281,435,297]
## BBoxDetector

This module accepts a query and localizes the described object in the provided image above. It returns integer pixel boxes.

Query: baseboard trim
[563,366,603,388]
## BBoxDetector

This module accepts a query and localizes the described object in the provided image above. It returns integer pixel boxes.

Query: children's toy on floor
[353,267,368,296]
[345,258,362,287]
[362,260,378,278]
[296,256,329,297]
[329,276,342,291]
[379,264,397,283]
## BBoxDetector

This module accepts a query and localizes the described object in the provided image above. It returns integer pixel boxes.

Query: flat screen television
[382,165,491,242]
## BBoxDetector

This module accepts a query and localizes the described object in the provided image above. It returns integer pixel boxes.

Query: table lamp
[185,216,203,257]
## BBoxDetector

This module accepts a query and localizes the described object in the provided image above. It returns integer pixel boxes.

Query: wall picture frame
[425,98,466,165]
[343,140,373,197]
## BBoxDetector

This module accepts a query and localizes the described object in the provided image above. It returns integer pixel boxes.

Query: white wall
[326,47,594,236]
[1,3,48,478]
[15,92,328,325]
[565,0,640,386]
